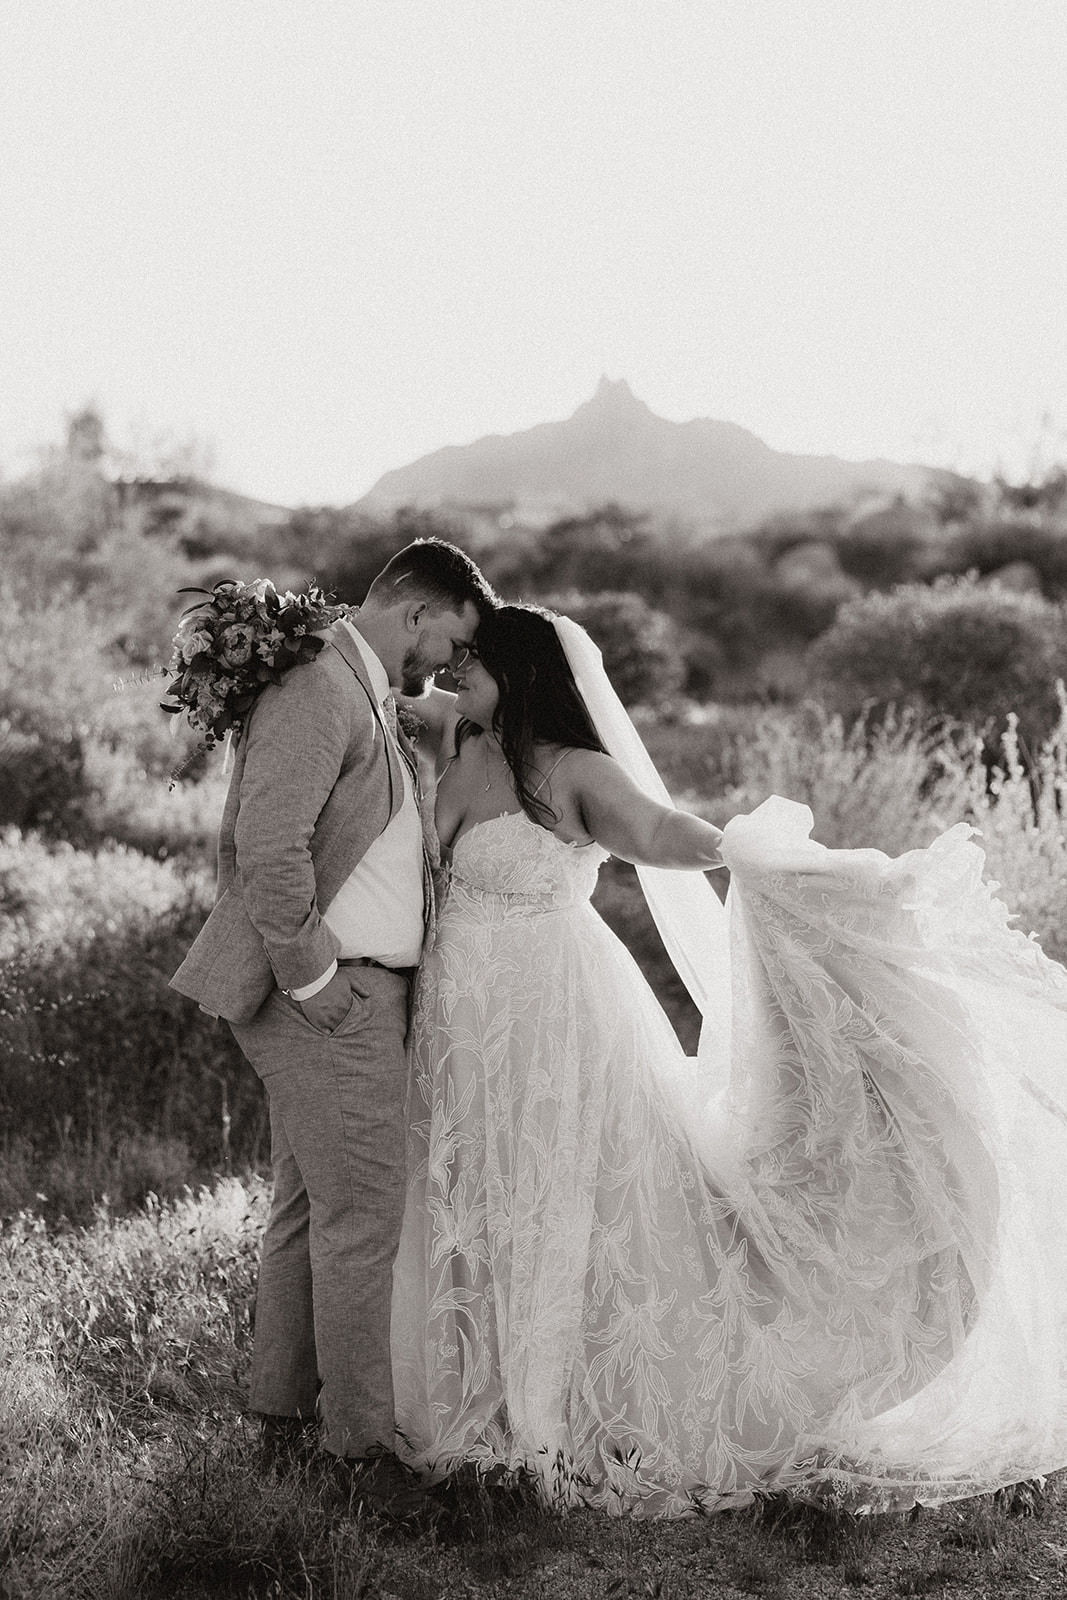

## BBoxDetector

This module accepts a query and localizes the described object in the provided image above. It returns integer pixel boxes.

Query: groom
[172,538,495,1501]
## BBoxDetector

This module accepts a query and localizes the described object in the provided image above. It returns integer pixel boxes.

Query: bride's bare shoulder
[538,746,624,810]
[556,747,659,808]
[554,746,621,783]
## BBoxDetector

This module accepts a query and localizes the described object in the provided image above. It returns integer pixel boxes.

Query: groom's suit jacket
[170,622,409,1025]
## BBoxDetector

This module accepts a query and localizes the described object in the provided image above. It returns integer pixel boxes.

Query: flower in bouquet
[160,578,346,751]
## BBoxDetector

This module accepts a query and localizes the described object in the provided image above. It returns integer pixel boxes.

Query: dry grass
[2,1177,1067,1600]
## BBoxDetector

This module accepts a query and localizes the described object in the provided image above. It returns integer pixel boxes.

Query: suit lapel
[324,623,405,820]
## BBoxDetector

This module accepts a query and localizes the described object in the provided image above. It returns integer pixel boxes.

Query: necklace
[483,738,495,791]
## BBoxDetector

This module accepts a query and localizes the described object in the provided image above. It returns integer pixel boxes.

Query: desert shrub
[0,452,115,598]
[724,704,969,855]
[81,748,227,859]
[834,499,938,589]
[526,503,658,594]
[639,704,756,801]
[0,831,262,1220]
[0,717,89,835]
[666,537,853,700]
[285,506,411,599]
[945,518,1067,597]
[808,577,1067,753]
[84,517,211,666]
[287,505,483,604]
[0,828,205,957]
[0,446,207,660]
[0,583,217,846]
[993,465,1067,516]
[0,590,113,841]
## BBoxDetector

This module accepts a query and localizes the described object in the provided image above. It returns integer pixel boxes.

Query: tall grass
[647,698,1067,962]
[3,1179,1066,1598]
[0,827,262,1224]
[969,710,1067,964]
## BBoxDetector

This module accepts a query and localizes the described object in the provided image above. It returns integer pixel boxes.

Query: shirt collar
[340,617,390,704]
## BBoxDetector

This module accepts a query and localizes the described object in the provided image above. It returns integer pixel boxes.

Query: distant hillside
[114,475,291,544]
[358,378,956,534]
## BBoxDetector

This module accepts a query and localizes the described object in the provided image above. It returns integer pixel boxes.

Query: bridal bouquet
[160,578,346,749]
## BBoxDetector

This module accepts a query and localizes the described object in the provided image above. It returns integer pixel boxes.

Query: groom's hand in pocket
[298,968,357,1033]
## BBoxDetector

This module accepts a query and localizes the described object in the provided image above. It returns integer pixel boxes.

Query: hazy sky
[2,1,1065,505]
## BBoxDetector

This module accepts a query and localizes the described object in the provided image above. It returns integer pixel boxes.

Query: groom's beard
[399,644,435,698]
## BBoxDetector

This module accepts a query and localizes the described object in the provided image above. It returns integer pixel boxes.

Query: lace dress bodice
[446,812,608,914]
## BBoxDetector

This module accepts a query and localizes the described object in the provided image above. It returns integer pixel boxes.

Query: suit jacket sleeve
[232,656,357,992]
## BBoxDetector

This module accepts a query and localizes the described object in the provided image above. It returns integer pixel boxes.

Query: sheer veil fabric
[390,617,1067,1514]
[552,617,732,1049]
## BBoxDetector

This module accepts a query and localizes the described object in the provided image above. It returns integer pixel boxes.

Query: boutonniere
[396,705,426,743]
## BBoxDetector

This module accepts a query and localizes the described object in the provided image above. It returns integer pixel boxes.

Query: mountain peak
[573,375,652,423]
[357,383,946,532]
[594,375,637,403]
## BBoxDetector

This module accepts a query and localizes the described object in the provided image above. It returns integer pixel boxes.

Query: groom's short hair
[368,538,497,617]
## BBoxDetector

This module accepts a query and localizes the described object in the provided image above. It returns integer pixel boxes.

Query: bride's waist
[446,875,589,913]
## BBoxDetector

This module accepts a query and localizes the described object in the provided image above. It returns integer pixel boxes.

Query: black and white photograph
[3,3,1067,1596]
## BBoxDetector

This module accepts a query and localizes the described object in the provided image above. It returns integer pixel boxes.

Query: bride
[392,602,1067,1516]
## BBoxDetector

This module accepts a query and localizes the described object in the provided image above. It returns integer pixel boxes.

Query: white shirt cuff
[287,961,338,1002]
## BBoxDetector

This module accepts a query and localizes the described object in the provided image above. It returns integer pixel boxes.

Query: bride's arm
[564,750,724,869]
[397,685,461,775]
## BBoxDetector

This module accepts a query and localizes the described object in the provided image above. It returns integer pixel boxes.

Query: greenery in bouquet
[160,578,346,750]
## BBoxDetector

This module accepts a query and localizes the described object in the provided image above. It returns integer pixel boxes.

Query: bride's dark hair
[459,604,607,827]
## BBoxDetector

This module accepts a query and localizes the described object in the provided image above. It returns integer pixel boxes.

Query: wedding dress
[390,789,1067,1516]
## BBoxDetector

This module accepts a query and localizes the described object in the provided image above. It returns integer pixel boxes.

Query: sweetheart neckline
[446,810,600,857]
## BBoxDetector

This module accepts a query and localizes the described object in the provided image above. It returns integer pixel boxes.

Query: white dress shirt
[288,621,425,1000]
